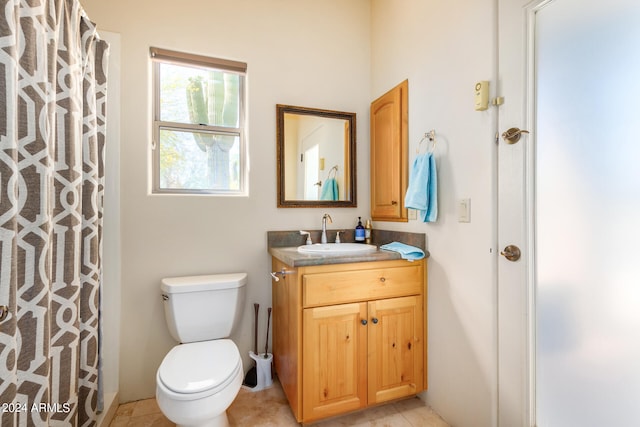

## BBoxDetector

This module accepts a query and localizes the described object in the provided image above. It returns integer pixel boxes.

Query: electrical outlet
[408,209,417,220]
[458,198,471,222]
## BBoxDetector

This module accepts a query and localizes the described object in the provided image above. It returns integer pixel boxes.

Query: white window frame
[150,47,247,195]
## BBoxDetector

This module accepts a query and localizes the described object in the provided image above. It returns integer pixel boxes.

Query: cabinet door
[303,303,368,422]
[368,295,424,404]
[370,80,408,222]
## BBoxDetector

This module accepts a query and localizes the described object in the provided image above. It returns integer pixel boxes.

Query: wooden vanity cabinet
[271,258,427,424]
[370,80,409,222]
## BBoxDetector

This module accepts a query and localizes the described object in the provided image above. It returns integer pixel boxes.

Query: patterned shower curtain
[0,1,108,426]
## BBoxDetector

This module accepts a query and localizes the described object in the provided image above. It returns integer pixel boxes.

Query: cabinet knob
[361,319,368,326]
[371,317,379,324]
[379,277,386,283]
[391,200,398,205]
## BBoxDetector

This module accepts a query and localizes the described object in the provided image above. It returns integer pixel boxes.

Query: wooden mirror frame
[277,104,357,208]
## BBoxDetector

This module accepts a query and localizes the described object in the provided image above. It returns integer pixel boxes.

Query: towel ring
[417,130,437,154]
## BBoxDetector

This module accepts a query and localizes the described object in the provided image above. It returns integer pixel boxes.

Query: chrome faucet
[321,214,333,244]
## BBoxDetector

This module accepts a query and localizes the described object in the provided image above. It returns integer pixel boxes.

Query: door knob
[502,127,530,144]
[500,245,521,262]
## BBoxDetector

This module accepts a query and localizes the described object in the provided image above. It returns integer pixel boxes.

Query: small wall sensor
[474,81,489,111]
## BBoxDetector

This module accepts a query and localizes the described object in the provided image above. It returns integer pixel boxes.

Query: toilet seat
[158,339,241,400]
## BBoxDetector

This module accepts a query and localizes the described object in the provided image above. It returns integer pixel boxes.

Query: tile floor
[109,380,450,427]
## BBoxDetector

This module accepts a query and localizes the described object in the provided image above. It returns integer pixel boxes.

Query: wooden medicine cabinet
[370,80,409,222]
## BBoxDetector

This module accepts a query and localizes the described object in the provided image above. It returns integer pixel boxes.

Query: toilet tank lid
[161,273,247,294]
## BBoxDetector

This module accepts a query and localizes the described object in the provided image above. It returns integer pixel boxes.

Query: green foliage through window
[151,48,246,194]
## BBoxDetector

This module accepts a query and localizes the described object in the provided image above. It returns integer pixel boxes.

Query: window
[151,47,247,195]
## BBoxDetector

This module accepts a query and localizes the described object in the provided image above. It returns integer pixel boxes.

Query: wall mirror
[277,104,357,208]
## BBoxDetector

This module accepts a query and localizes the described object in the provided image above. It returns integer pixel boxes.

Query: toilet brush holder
[245,351,273,392]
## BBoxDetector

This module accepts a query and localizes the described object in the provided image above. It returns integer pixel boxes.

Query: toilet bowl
[156,340,242,427]
[156,273,247,427]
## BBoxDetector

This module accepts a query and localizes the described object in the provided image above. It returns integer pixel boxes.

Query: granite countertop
[267,229,429,267]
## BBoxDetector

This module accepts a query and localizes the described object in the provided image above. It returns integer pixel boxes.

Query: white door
[498,1,640,426]
[304,144,320,200]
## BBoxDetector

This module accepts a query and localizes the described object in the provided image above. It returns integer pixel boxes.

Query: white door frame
[497,1,553,426]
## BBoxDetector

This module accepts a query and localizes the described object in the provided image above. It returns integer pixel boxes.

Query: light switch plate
[408,209,417,220]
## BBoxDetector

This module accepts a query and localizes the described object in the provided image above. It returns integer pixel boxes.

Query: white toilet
[156,273,247,427]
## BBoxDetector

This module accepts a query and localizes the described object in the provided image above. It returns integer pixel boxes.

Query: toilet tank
[161,273,247,343]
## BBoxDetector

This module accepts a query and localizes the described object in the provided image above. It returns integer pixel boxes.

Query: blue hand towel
[404,152,438,222]
[320,178,339,201]
[380,242,426,261]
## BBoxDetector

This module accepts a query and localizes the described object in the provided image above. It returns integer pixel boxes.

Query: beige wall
[370,1,497,427]
[86,1,499,426]
[82,0,372,403]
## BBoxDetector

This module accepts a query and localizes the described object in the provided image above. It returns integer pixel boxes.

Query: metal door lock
[500,245,521,262]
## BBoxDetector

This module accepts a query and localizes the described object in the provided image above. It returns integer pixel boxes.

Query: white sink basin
[297,243,377,255]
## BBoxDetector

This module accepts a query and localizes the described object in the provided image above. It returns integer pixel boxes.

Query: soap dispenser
[355,217,365,243]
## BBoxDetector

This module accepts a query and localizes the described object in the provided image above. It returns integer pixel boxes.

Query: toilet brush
[243,303,259,387]
[264,307,271,358]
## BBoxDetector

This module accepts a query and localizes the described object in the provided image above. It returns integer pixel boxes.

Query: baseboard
[97,391,118,427]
